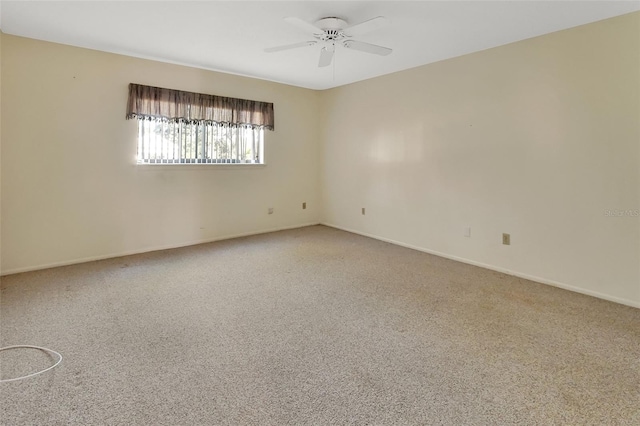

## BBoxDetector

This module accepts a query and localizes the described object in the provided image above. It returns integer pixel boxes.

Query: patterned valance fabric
[126,83,274,130]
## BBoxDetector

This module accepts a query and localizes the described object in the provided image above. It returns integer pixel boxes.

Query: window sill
[134,163,266,170]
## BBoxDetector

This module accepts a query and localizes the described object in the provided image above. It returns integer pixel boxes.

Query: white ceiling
[1,1,638,90]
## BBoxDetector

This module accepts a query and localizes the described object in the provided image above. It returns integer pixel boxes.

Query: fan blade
[342,16,389,37]
[343,40,392,56]
[318,46,335,67]
[264,41,317,53]
[284,16,324,35]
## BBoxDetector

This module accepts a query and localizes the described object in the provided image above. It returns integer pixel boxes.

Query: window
[126,83,274,165]
[137,120,263,164]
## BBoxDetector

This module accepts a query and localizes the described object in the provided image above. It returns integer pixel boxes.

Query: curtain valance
[126,83,274,130]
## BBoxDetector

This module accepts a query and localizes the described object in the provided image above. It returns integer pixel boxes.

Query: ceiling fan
[265,16,392,67]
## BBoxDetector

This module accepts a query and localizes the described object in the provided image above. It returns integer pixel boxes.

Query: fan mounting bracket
[314,17,348,31]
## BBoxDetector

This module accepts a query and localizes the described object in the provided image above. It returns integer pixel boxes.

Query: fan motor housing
[315,17,348,30]
[314,17,348,41]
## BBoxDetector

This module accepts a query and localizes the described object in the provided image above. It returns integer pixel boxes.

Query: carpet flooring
[1,225,639,425]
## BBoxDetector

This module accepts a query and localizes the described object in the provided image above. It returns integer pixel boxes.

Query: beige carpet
[1,225,639,425]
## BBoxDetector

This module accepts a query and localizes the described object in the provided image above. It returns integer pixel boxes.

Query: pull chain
[333,42,336,81]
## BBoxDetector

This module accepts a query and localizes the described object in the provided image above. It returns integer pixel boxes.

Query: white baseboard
[321,222,640,310]
[1,222,321,276]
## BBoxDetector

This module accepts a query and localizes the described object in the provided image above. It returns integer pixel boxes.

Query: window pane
[137,121,263,165]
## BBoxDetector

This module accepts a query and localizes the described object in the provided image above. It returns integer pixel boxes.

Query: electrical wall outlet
[302,202,306,210]
[268,208,274,215]
[464,227,471,238]
[362,207,366,215]
[502,233,510,245]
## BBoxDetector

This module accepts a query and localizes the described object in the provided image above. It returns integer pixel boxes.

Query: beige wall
[0,30,3,272]
[1,35,321,273]
[320,12,640,307]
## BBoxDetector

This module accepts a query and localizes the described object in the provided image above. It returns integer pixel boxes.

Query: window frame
[134,119,265,166]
